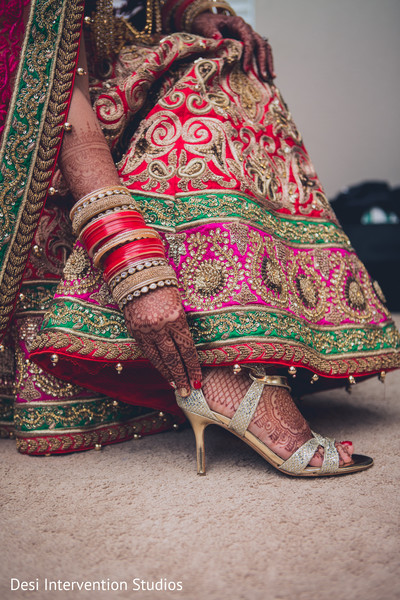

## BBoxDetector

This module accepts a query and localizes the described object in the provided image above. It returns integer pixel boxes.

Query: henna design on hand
[191,13,275,80]
[123,286,202,391]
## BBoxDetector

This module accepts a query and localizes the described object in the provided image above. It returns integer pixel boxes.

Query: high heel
[176,367,374,477]
[183,411,214,475]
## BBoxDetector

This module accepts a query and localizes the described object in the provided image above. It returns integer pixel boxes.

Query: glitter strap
[228,369,291,436]
[175,388,216,420]
[228,379,264,436]
[280,431,340,474]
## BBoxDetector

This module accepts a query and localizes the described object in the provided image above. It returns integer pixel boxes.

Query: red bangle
[82,219,149,256]
[103,239,166,278]
[80,214,147,255]
[80,211,146,240]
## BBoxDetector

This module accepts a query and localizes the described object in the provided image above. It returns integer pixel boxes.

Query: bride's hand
[191,13,276,81]
[123,286,201,396]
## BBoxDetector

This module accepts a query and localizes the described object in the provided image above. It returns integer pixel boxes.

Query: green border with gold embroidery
[133,191,354,248]
[38,297,400,359]
[0,0,84,340]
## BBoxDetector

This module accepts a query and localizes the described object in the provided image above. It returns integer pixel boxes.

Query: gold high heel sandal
[176,368,373,477]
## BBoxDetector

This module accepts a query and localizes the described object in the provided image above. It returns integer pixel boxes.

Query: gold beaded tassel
[123,0,163,44]
[89,1,163,67]
[91,0,116,62]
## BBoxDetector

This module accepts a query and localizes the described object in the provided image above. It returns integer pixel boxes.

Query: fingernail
[193,380,202,390]
[179,388,190,397]
[341,440,353,446]
[169,381,177,389]
[212,32,222,40]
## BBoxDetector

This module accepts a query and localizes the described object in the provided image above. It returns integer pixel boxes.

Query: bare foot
[202,367,354,467]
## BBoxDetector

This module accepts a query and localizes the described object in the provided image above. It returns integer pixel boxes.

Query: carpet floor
[1,319,399,600]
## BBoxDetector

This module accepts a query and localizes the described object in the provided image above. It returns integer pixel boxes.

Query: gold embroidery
[247,230,289,307]
[228,64,264,121]
[181,229,241,309]
[57,246,104,297]
[31,331,142,362]
[27,204,74,278]
[15,343,83,402]
[165,232,187,266]
[197,341,400,375]
[287,252,327,322]
[15,410,174,454]
[0,0,84,338]
[264,89,302,144]
[373,280,387,304]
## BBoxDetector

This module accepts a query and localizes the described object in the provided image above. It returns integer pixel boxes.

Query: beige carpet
[1,321,400,600]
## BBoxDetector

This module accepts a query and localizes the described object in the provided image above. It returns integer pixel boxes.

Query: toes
[341,440,354,455]
[308,446,324,467]
[336,442,354,465]
[309,442,354,467]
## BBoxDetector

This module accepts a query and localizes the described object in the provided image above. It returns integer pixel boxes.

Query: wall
[254,0,400,198]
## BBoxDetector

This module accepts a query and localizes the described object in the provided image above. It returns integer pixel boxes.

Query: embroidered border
[13,396,149,432]
[35,298,400,358]
[15,409,176,455]
[132,191,353,248]
[31,328,400,377]
[0,0,84,339]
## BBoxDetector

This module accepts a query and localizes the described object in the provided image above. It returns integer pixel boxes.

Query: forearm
[58,39,121,200]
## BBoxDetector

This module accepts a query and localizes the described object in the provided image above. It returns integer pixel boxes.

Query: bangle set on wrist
[70,185,178,308]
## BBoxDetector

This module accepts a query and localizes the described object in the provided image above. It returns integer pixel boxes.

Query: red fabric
[0,0,30,139]
[32,352,185,421]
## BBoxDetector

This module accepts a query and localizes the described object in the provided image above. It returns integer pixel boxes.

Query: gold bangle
[92,229,160,267]
[118,277,179,309]
[73,199,139,237]
[70,186,130,220]
[109,258,169,290]
[112,265,177,303]
[78,204,140,240]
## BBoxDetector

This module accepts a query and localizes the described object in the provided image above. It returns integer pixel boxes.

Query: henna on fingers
[132,332,173,383]
[253,32,276,80]
[191,13,275,80]
[123,286,202,394]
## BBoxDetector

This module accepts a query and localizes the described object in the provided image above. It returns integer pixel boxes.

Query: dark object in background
[331,181,400,311]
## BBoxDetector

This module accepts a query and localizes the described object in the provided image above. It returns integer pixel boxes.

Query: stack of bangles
[70,185,178,309]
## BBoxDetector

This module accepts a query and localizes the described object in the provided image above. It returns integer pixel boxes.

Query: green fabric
[14,398,149,433]
[41,297,400,357]
[0,1,64,264]
[134,192,353,247]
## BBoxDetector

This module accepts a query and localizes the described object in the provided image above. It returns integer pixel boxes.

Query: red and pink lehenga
[0,0,399,455]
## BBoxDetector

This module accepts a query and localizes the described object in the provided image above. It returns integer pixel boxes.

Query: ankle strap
[229,370,291,437]
[249,373,291,391]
